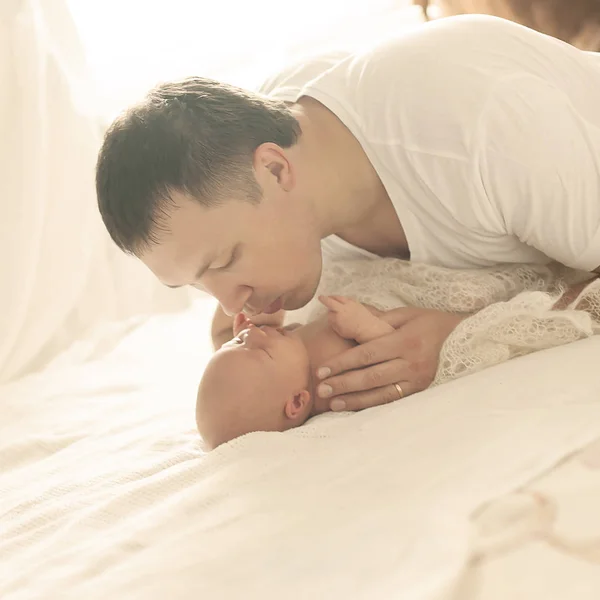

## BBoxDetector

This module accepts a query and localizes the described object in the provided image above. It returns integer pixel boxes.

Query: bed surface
[2,298,600,599]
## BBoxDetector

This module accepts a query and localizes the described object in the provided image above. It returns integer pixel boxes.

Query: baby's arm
[319,295,394,344]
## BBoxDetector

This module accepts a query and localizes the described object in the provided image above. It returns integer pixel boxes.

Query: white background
[66,0,422,119]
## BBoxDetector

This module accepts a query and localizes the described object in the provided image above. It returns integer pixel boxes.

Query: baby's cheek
[235,358,258,379]
[279,353,311,391]
[284,357,309,386]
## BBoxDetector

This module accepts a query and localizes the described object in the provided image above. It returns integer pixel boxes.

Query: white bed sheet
[2,298,600,600]
[459,441,600,599]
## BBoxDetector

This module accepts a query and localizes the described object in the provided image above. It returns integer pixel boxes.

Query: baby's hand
[319,295,370,340]
[233,313,250,337]
[233,310,286,337]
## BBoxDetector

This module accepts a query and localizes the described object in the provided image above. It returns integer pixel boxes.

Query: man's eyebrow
[163,257,215,289]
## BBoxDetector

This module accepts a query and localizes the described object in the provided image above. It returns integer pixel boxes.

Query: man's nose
[200,275,252,317]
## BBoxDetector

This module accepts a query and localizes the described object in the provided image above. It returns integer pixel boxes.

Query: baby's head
[196,323,313,449]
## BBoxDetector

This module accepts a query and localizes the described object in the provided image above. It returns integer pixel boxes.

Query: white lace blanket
[305,258,599,385]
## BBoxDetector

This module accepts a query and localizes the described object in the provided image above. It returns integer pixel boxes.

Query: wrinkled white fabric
[2,301,600,600]
[437,277,600,384]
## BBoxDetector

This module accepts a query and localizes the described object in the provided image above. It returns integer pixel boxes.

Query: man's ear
[284,389,311,420]
[253,143,294,191]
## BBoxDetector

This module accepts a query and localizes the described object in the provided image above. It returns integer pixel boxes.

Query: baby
[197,257,599,450]
[196,296,399,449]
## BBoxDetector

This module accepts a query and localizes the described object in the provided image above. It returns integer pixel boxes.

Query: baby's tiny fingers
[319,295,343,311]
[328,295,350,304]
[233,313,249,336]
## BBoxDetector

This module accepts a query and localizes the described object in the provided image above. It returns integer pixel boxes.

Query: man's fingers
[316,329,401,379]
[317,358,409,399]
[328,380,415,412]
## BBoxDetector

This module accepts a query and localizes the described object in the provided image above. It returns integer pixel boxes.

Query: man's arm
[552,275,599,310]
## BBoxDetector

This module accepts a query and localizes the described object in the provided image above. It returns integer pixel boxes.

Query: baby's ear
[284,390,311,420]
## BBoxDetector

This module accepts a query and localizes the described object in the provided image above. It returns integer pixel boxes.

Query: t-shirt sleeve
[476,74,600,271]
[257,51,351,96]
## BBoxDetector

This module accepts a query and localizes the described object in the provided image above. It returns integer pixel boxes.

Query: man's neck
[291,97,409,258]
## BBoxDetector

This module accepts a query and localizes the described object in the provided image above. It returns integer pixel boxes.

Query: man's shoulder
[257,50,352,97]
[257,16,526,100]
[260,15,555,98]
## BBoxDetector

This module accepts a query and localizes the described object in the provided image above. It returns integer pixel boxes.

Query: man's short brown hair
[96,77,301,255]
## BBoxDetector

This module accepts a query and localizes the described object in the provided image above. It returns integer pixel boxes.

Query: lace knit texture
[308,258,599,385]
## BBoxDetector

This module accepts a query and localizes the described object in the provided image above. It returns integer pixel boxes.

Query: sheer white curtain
[0,0,190,384]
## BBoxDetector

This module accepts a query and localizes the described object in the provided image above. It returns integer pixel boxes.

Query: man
[96,15,600,414]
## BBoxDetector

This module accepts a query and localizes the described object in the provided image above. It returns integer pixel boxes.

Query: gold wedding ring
[394,382,404,400]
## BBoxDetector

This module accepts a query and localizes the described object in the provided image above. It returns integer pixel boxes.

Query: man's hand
[313,307,465,413]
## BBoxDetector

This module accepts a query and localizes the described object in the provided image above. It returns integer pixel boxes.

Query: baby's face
[196,324,311,448]
[218,325,311,398]
[220,323,308,373]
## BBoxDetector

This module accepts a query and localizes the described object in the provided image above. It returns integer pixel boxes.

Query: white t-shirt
[259,15,600,271]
